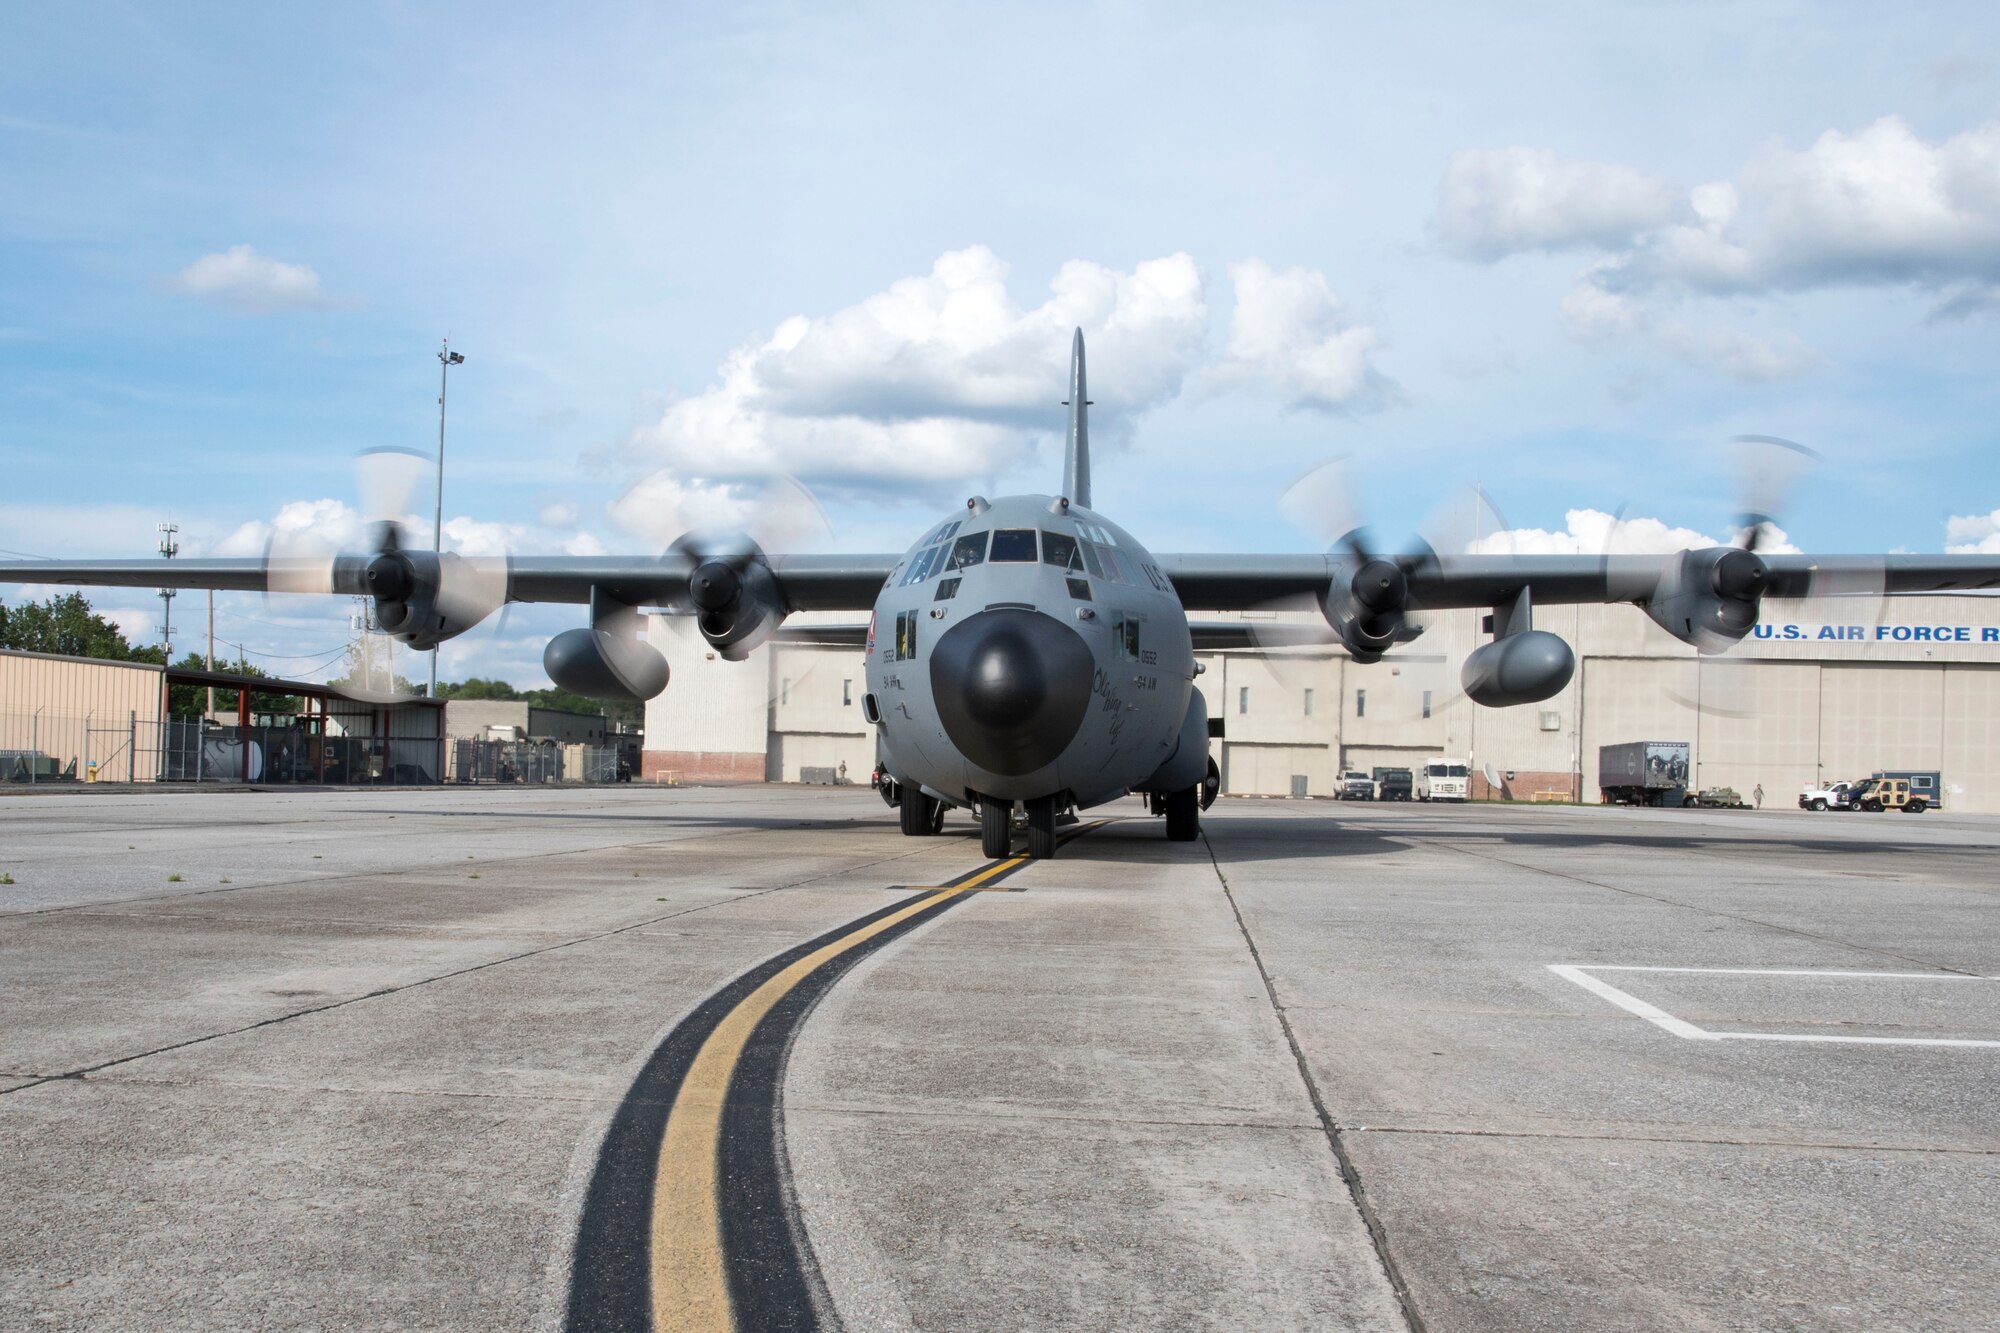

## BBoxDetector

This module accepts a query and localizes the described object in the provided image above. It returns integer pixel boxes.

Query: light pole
[429,339,464,697]
[157,522,178,661]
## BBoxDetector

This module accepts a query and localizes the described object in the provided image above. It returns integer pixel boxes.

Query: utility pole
[429,338,465,698]
[157,523,179,661]
[206,590,215,716]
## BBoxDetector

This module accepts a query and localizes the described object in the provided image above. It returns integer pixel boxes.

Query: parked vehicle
[1798,780,1859,811]
[1598,740,1691,807]
[1851,776,1929,813]
[1374,767,1414,801]
[1692,786,1749,809]
[1417,758,1469,802]
[1871,769,1944,810]
[1338,770,1376,800]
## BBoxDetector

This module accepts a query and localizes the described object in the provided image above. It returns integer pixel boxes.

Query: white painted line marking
[1581,965,1988,981]
[1546,965,1715,1041]
[1546,965,2000,1049]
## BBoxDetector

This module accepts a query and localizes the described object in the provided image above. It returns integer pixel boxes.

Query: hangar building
[640,594,2000,813]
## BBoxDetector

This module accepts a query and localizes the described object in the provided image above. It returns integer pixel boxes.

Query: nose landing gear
[977,793,1063,858]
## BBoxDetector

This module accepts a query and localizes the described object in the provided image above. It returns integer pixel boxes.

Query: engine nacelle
[366,551,492,651]
[1318,557,1417,663]
[1644,547,1768,653]
[543,628,670,703]
[688,557,785,660]
[1461,630,1575,707]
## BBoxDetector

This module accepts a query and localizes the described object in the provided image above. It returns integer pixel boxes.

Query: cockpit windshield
[989,529,1037,562]
[947,532,988,570]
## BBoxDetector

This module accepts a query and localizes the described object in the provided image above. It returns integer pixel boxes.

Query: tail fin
[1063,328,1091,509]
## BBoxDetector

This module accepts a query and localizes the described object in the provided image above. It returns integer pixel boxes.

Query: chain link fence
[1,709,443,785]
[447,740,630,784]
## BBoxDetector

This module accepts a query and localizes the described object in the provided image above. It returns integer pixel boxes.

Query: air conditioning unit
[1538,711,1561,732]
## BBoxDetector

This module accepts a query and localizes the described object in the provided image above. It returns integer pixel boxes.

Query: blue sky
[5,2,1999,684]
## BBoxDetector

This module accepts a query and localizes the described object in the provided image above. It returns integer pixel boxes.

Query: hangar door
[768,732,872,783]
[1222,743,1331,796]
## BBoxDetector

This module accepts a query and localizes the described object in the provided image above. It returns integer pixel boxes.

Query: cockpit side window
[934,576,961,601]
[948,532,988,570]
[1078,540,1103,578]
[1097,546,1129,583]
[1041,531,1081,571]
[899,545,942,586]
[990,529,1037,562]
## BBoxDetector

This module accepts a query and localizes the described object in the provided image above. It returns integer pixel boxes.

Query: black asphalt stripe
[719,892,972,1331]
[568,823,1104,1332]
[565,890,957,1332]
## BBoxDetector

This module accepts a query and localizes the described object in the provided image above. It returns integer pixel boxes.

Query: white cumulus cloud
[1205,260,1392,412]
[170,245,335,314]
[621,247,1209,497]
[1946,507,2000,553]
[1467,508,1799,556]
[1435,147,1688,260]
[1440,117,2000,378]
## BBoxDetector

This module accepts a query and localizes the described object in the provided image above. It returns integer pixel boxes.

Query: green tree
[434,676,642,729]
[435,677,523,701]
[167,653,298,718]
[0,593,143,660]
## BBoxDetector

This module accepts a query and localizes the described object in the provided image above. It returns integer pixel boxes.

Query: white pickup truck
[1798,780,1857,812]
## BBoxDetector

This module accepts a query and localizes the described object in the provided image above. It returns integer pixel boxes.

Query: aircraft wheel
[1026,795,1058,859]
[1165,784,1200,842]
[980,798,1012,857]
[900,789,937,837]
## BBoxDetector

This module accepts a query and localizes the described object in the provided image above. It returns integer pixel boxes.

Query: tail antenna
[1062,328,1092,509]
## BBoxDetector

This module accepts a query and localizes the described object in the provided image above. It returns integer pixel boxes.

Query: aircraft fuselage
[865,493,1199,814]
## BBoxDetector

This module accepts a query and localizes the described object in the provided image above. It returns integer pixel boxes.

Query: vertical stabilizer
[1063,328,1091,509]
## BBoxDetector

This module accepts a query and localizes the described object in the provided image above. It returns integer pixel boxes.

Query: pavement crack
[1202,830,1428,1333]
[1438,839,1989,978]
[0,874,868,1097]
[1348,1123,2000,1156]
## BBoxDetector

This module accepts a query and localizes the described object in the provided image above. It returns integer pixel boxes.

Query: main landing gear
[898,786,944,836]
[1164,784,1200,842]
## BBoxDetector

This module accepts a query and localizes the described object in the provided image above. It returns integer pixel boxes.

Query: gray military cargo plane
[9,329,2000,858]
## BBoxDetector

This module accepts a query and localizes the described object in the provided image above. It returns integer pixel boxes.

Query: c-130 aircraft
[10,329,2000,859]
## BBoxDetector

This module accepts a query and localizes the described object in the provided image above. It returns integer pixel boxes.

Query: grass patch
[167,873,183,882]
[0,872,14,885]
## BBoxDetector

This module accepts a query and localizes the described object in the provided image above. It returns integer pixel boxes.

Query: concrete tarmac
[1,786,1996,1330]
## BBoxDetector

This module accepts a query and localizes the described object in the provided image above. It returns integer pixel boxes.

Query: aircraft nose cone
[930,609,1094,776]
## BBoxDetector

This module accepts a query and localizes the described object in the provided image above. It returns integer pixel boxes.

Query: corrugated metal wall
[0,651,167,782]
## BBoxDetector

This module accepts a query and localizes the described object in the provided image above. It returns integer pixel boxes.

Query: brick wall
[642,750,765,784]
[1471,769,1578,802]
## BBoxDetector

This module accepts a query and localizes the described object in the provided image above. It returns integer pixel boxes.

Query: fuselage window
[1094,524,1118,547]
[1117,614,1141,660]
[934,576,961,601]
[990,528,1037,562]
[1041,531,1080,570]
[949,532,988,570]
[1066,577,1091,601]
[895,611,918,661]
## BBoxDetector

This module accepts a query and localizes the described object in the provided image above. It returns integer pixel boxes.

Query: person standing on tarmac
[1753,783,1764,809]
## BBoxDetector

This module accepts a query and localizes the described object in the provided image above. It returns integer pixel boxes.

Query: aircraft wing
[0,554,903,612]
[1158,552,2000,610]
